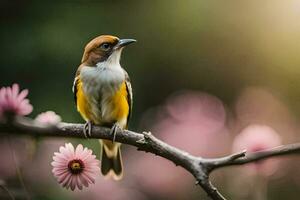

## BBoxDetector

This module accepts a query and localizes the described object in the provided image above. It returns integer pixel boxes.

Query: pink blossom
[0,83,33,119]
[234,87,296,142]
[51,143,100,190]
[148,91,228,156]
[132,91,229,198]
[35,111,61,125]
[232,124,282,177]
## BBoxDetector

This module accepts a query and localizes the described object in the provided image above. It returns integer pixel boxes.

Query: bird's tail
[100,139,123,180]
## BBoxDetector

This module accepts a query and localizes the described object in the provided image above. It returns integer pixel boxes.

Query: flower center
[68,159,84,174]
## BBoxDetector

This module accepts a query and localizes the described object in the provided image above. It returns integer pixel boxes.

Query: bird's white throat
[80,49,125,97]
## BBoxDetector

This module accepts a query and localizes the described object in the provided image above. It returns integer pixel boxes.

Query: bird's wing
[72,75,79,107]
[124,70,133,124]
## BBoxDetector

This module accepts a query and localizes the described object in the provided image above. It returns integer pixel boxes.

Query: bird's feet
[110,123,121,143]
[83,121,93,138]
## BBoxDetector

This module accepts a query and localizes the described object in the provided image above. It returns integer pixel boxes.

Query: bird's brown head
[81,35,136,66]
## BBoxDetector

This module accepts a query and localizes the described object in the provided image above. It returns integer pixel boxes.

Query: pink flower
[144,91,228,157]
[51,143,100,191]
[132,91,229,197]
[0,83,33,119]
[35,111,61,125]
[232,124,282,177]
[234,87,296,141]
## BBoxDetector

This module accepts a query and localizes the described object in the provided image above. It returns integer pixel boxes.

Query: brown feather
[81,35,119,65]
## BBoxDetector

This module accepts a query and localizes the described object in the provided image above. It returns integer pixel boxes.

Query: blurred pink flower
[151,91,228,156]
[51,143,100,191]
[131,91,229,198]
[35,111,61,125]
[0,83,33,119]
[234,87,296,143]
[232,124,282,177]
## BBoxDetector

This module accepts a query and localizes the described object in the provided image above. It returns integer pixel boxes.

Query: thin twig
[206,144,300,171]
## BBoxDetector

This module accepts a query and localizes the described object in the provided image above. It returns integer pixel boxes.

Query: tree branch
[1,116,300,200]
[205,144,300,171]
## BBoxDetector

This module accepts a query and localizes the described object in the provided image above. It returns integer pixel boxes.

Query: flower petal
[0,84,33,118]
[75,144,84,157]
[76,175,83,190]
[52,143,100,190]
[79,174,89,187]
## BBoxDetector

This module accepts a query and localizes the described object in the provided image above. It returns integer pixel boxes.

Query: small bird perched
[72,35,136,180]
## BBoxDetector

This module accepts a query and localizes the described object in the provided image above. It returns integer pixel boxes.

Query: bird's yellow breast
[76,78,129,128]
[109,82,130,124]
[76,78,92,122]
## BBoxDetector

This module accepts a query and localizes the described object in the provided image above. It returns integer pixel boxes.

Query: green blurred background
[2,0,300,123]
[1,0,300,199]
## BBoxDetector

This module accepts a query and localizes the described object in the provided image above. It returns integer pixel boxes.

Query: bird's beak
[114,39,137,50]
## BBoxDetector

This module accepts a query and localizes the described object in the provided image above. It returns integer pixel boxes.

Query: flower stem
[0,184,15,200]
[8,138,31,200]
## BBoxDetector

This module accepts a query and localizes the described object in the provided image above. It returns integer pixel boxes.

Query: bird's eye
[100,43,110,51]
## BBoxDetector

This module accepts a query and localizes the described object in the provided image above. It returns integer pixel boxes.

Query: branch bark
[1,116,300,200]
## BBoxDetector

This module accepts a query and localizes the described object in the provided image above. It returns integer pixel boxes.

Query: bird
[72,35,136,180]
